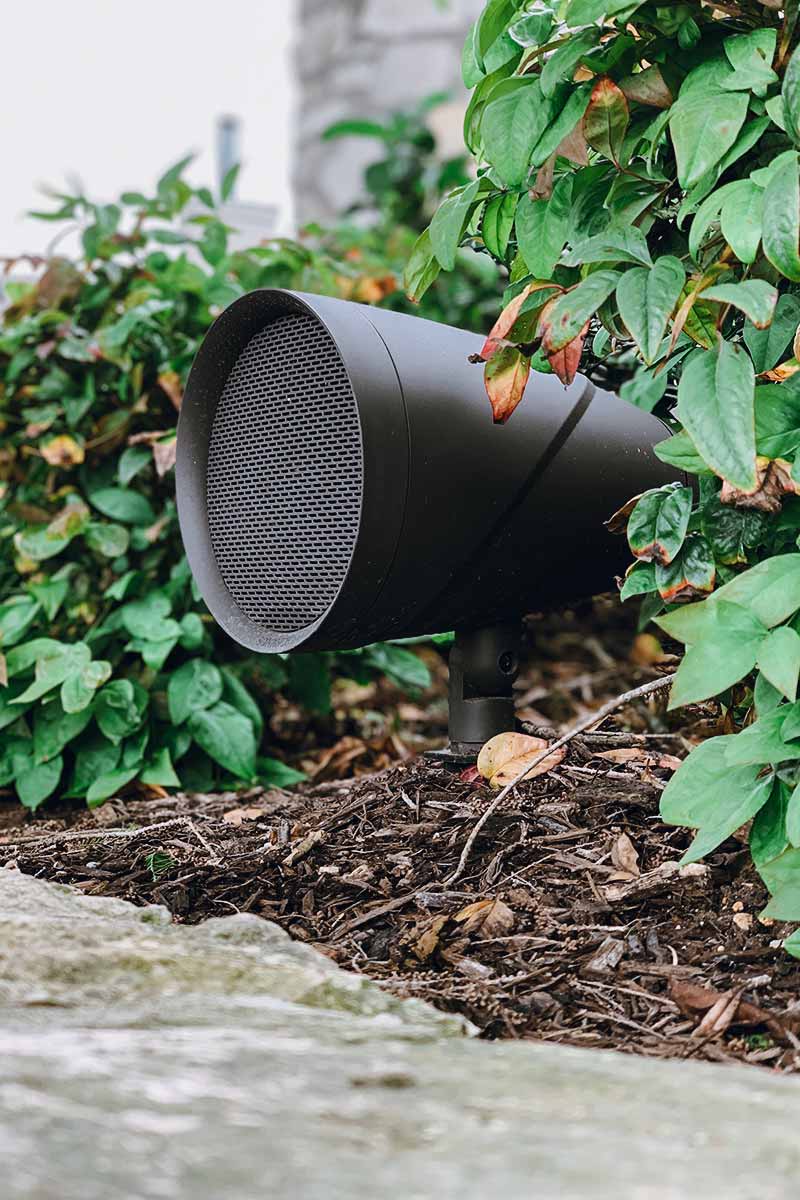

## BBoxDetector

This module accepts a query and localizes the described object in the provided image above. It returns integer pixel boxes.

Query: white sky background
[0,0,296,255]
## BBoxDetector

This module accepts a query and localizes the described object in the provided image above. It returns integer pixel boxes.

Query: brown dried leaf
[669,978,781,1034]
[477,731,566,789]
[40,435,84,467]
[0,653,7,687]
[606,492,642,534]
[543,319,589,386]
[453,897,515,938]
[720,457,800,513]
[223,806,266,826]
[414,914,447,961]
[610,832,640,877]
[152,437,177,478]
[596,748,647,765]
[158,370,183,411]
[554,122,589,166]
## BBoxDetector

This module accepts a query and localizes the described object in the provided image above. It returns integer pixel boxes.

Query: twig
[2,816,211,851]
[445,672,677,885]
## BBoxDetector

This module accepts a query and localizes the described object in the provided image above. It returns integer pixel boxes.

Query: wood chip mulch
[4,733,800,1074]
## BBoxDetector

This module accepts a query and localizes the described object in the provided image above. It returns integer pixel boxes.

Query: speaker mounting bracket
[425,624,520,766]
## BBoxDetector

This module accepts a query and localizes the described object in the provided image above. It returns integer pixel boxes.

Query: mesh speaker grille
[206,311,363,632]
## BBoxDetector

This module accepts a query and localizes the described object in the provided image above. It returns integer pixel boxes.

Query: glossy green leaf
[660,735,773,864]
[15,754,63,812]
[654,534,715,604]
[675,343,757,492]
[541,29,599,98]
[84,521,130,558]
[619,560,657,602]
[88,486,155,527]
[60,659,112,713]
[755,380,800,458]
[429,179,482,270]
[760,847,800,920]
[762,154,800,282]
[758,625,800,702]
[782,43,800,147]
[566,0,643,24]
[565,226,652,269]
[404,228,441,302]
[787,780,800,847]
[702,280,777,329]
[482,193,518,260]
[482,83,552,186]
[168,658,223,726]
[188,700,257,781]
[531,84,592,168]
[95,679,147,744]
[515,176,573,277]
[658,555,800,643]
[719,181,764,264]
[13,642,92,705]
[538,270,621,352]
[745,294,800,373]
[627,484,692,564]
[670,92,748,189]
[653,429,711,475]
[86,767,139,807]
[616,256,685,363]
[364,643,431,692]
[139,748,181,788]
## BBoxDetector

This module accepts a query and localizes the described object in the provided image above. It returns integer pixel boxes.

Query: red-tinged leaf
[480,284,534,360]
[480,281,559,360]
[547,322,589,386]
[655,534,716,603]
[583,78,629,166]
[619,65,673,110]
[484,345,532,423]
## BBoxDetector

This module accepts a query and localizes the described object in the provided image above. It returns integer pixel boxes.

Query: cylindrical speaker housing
[177,288,679,653]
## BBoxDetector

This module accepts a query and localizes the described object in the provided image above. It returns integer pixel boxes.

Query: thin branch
[445,672,677,885]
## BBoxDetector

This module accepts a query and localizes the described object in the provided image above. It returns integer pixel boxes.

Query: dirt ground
[3,599,800,1073]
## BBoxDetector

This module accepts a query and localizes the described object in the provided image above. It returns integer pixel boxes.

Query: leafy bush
[0,161,436,811]
[413,0,800,958]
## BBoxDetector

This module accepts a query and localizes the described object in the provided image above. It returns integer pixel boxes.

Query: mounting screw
[498,651,517,675]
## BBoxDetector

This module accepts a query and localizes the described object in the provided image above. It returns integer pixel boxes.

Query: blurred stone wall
[293,0,483,224]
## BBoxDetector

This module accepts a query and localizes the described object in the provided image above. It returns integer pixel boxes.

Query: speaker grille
[206,311,363,632]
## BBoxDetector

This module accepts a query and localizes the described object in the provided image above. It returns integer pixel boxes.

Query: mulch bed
[4,737,800,1073]
[3,600,800,1073]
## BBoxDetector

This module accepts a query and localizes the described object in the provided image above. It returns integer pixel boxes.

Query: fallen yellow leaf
[477,731,566,789]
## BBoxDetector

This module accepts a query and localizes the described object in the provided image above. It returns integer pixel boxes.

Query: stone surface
[293,0,483,223]
[2,868,800,1200]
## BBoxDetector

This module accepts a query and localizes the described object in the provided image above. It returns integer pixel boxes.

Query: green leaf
[782,43,800,147]
[85,767,139,807]
[762,154,800,283]
[660,735,773,864]
[654,429,711,475]
[364,643,431,692]
[700,488,768,564]
[757,626,800,702]
[95,679,148,743]
[655,534,715,604]
[668,600,767,708]
[482,83,552,187]
[482,193,518,260]
[515,176,573,278]
[187,701,257,781]
[702,280,777,330]
[541,29,600,98]
[84,521,130,558]
[119,592,172,640]
[32,702,93,763]
[749,782,789,868]
[404,228,441,302]
[258,757,306,788]
[565,226,653,269]
[89,486,156,527]
[168,659,223,725]
[745,294,800,373]
[178,612,205,651]
[16,755,63,811]
[531,84,592,168]
[538,270,621,352]
[620,365,669,413]
[725,705,800,766]
[13,643,92,705]
[139,748,180,788]
[0,598,41,648]
[430,179,482,270]
[118,444,152,486]
[627,484,692,564]
[619,560,657,602]
[670,92,748,189]
[760,846,800,920]
[60,659,112,713]
[566,0,642,25]
[676,343,757,492]
[28,579,68,622]
[616,256,685,364]
[658,555,800,642]
[220,667,264,742]
[787,780,800,847]
[69,731,122,799]
[220,162,240,202]
[719,181,764,264]
[288,654,332,715]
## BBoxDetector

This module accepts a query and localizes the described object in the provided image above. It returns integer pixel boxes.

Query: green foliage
[0,159,442,812]
[419,0,800,955]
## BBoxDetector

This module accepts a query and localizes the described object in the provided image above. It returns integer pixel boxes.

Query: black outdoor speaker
[177,288,679,758]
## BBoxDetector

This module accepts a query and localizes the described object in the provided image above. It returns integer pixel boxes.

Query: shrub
[0,161,436,811]
[413,0,800,959]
